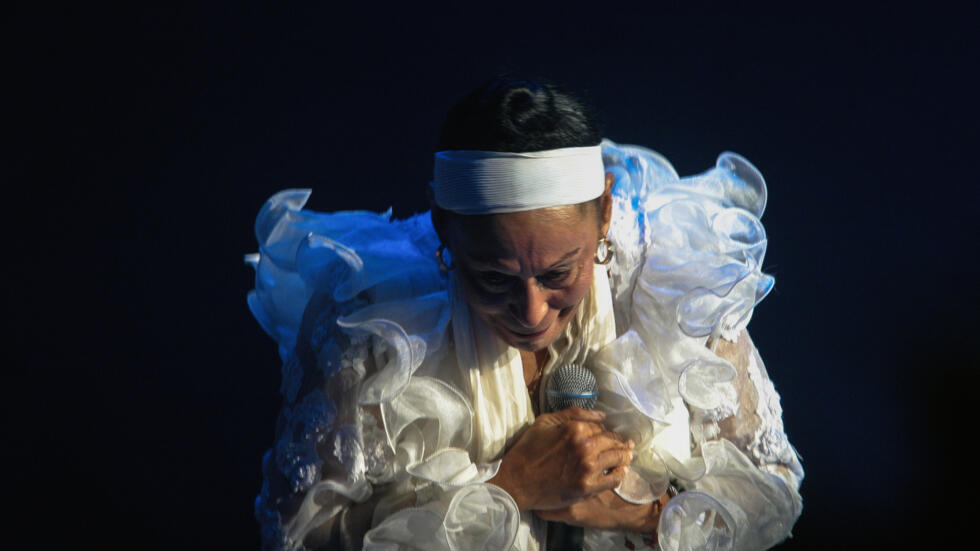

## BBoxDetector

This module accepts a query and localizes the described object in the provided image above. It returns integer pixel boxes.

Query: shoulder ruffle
[247,191,521,549]
[599,139,774,438]
[597,140,800,551]
[602,139,772,344]
[245,189,446,362]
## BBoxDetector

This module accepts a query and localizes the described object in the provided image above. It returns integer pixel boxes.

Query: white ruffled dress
[246,140,804,551]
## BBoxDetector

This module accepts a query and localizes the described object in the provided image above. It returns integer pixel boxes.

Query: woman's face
[442,177,612,352]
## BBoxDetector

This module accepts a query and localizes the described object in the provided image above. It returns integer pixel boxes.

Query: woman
[246,78,803,550]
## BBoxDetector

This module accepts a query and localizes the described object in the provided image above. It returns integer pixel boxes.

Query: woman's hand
[536,489,670,533]
[489,407,634,512]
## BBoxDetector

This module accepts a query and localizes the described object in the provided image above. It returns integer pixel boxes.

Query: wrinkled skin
[442,201,604,353]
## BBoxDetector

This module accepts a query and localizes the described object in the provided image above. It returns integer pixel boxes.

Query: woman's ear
[599,171,614,236]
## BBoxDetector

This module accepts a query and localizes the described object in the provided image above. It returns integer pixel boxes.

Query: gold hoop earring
[436,245,455,271]
[594,237,614,265]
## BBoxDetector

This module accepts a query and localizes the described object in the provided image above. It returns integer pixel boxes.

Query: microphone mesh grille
[546,364,598,411]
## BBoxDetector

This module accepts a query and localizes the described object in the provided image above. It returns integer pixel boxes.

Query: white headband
[432,145,605,214]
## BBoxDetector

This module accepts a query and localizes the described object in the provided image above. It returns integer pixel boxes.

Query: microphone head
[546,363,598,411]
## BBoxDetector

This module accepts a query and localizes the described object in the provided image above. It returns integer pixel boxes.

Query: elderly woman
[246,78,803,550]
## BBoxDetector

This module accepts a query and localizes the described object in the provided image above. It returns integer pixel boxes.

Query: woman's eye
[473,269,570,291]
[477,272,510,288]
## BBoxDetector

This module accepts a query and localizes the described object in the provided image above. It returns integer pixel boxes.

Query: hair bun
[501,83,554,134]
[503,86,537,118]
[437,76,599,153]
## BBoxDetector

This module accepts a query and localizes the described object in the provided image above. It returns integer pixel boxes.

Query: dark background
[8,3,977,549]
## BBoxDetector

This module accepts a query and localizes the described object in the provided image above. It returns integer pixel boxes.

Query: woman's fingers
[578,448,630,495]
[599,464,629,492]
[545,406,605,426]
[498,406,637,508]
[564,429,633,495]
[595,447,633,475]
[575,427,633,457]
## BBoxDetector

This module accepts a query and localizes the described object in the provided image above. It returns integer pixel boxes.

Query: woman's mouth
[508,325,550,339]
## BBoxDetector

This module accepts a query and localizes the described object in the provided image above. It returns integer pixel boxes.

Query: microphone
[546,363,657,505]
[544,365,594,549]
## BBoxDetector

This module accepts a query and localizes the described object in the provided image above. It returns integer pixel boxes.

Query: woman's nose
[511,279,549,329]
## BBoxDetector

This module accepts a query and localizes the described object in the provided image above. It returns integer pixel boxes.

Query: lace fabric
[247,140,803,550]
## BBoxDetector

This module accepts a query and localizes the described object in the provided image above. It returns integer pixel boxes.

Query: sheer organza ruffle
[247,140,802,551]
[595,140,800,550]
[248,193,519,549]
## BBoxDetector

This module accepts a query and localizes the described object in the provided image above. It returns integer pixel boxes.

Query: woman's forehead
[450,207,594,263]
[454,206,584,238]
[455,204,586,229]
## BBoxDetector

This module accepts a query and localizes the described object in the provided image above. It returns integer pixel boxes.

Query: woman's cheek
[558,261,594,308]
[459,278,508,316]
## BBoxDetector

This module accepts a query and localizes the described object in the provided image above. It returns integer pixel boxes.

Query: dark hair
[431,78,607,240]
[436,77,601,152]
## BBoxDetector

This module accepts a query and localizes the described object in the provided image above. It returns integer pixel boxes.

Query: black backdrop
[8,3,977,549]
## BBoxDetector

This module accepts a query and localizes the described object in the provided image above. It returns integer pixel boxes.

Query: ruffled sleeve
[588,140,803,551]
[247,191,522,550]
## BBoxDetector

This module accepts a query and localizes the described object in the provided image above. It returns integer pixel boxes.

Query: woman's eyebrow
[467,248,581,269]
[546,248,581,268]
